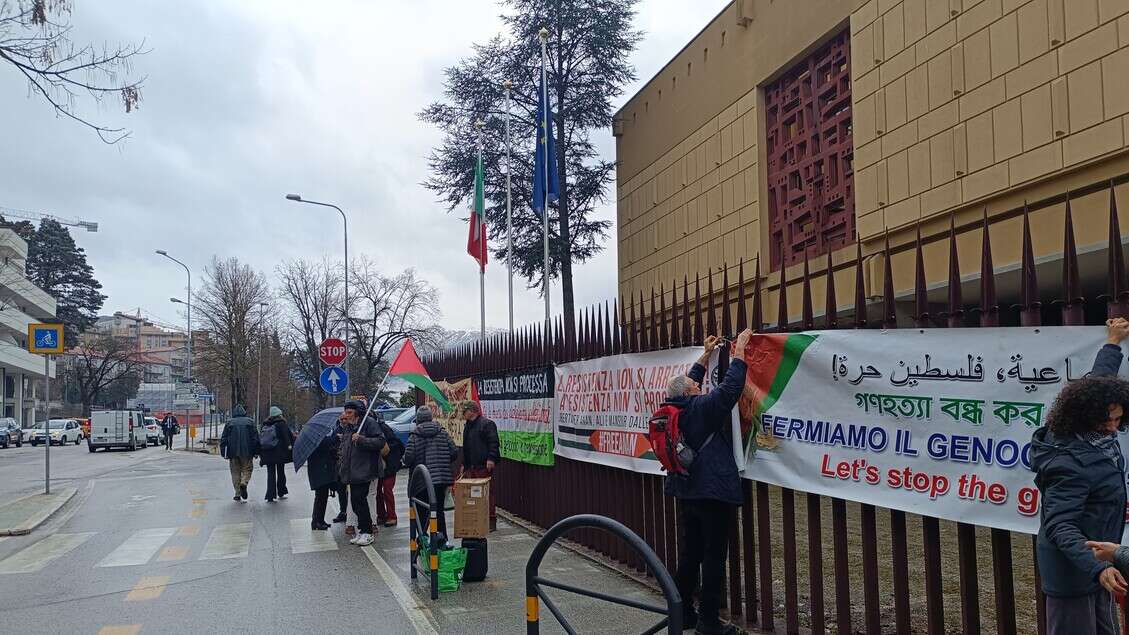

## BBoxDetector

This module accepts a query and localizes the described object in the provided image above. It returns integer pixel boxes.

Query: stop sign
[319,337,347,366]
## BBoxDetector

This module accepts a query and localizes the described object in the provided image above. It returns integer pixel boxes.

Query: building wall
[615,0,1129,317]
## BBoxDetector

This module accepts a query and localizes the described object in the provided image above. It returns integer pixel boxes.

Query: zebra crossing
[0,519,371,574]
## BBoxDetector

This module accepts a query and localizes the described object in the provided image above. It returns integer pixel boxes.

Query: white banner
[740,326,1126,535]
[554,347,741,474]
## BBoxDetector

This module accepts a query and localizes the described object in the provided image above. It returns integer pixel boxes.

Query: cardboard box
[453,477,491,539]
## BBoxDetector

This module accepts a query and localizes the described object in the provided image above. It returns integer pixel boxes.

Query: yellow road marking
[98,626,141,635]
[192,498,207,505]
[178,525,199,537]
[189,507,206,519]
[126,576,169,601]
[158,546,189,562]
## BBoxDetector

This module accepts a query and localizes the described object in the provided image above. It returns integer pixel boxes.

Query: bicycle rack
[408,464,440,601]
[525,514,682,634]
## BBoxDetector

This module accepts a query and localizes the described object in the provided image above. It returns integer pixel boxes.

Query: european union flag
[532,75,559,216]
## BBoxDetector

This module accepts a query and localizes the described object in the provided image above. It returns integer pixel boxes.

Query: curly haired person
[1031,317,1129,635]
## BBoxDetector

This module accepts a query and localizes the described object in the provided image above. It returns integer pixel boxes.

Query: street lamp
[285,194,349,365]
[256,301,267,421]
[157,250,192,448]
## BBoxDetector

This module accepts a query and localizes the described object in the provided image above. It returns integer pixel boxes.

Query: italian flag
[389,339,451,412]
[467,151,488,270]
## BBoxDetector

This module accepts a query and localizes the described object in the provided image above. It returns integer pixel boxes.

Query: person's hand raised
[1107,318,1129,345]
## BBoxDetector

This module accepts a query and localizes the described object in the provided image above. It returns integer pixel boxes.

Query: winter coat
[462,415,500,469]
[220,406,259,460]
[377,420,405,477]
[259,415,295,466]
[663,358,747,506]
[305,434,339,491]
[161,415,178,435]
[1031,343,1125,597]
[404,409,458,488]
[336,416,387,486]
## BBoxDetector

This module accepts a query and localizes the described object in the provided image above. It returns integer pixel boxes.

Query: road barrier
[525,514,681,634]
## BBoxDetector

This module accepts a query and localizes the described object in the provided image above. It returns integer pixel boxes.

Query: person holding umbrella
[291,407,344,530]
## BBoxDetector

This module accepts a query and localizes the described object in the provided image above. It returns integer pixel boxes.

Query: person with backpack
[259,406,295,503]
[659,330,751,635]
[220,405,259,503]
[375,415,405,527]
[403,405,457,540]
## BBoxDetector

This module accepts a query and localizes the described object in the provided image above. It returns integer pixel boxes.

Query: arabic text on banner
[474,367,555,466]
[742,327,1121,535]
[554,347,739,474]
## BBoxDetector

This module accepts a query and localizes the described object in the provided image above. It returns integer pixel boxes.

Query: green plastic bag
[416,535,468,593]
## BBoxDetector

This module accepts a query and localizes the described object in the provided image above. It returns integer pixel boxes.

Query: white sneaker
[354,533,374,546]
[348,534,360,545]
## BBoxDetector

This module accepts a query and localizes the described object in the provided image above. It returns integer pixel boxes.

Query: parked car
[0,418,22,448]
[144,417,164,445]
[386,407,416,447]
[88,410,147,451]
[31,419,82,446]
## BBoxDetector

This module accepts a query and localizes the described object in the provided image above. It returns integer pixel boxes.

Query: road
[0,437,669,635]
[0,438,423,635]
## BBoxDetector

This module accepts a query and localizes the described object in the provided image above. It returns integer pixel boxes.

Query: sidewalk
[366,478,672,634]
[0,487,76,535]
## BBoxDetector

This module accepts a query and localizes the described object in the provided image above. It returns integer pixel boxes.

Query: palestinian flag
[467,150,488,270]
[389,339,451,412]
[739,333,818,452]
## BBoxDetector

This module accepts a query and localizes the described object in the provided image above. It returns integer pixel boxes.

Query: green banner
[474,367,554,466]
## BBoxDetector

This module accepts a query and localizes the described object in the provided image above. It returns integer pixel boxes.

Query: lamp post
[256,301,267,421]
[285,195,348,357]
[157,250,191,449]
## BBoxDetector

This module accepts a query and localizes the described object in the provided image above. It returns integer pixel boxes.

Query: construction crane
[0,205,98,232]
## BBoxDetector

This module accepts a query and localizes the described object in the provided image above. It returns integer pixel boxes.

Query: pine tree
[420,0,642,337]
[26,219,106,344]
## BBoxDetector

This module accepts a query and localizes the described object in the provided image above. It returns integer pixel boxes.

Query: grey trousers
[1047,589,1120,635]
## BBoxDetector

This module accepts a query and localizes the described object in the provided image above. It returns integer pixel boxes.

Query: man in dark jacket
[161,414,177,451]
[220,405,259,502]
[306,428,339,530]
[336,400,387,547]
[404,405,458,539]
[1032,318,1129,635]
[260,406,295,503]
[460,401,500,530]
[665,330,751,635]
[375,416,404,527]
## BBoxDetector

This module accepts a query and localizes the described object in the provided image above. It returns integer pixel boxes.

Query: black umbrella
[291,407,343,471]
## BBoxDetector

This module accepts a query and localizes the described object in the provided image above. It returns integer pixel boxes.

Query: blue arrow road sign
[319,367,348,395]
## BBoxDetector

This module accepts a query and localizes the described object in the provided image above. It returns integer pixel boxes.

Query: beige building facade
[615,0,1129,324]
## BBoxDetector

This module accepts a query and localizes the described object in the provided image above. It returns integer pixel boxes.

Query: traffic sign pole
[28,324,63,496]
[43,354,49,495]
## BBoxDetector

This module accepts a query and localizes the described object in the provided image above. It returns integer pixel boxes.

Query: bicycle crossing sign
[28,323,64,354]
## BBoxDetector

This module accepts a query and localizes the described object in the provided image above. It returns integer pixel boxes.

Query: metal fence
[426,178,1128,634]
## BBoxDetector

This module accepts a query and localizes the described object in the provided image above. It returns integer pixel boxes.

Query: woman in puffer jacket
[403,405,457,539]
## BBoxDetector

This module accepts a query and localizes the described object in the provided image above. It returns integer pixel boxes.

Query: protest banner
[554,347,740,474]
[741,326,1119,534]
[474,367,554,466]
[425,378,476,446]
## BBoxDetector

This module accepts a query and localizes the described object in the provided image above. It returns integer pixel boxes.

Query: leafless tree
[65,333,143,416]
[1,0,146,143]
[276,258,343,410]
[194,257,269,410]
[348,258,441,399]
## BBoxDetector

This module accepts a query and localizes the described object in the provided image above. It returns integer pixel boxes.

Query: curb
[0,487,78,536]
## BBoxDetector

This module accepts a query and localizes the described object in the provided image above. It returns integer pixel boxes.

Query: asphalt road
[0,439,421,635]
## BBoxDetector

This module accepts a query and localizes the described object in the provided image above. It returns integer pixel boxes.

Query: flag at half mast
[467,146,488,270]
[389,339,451,412]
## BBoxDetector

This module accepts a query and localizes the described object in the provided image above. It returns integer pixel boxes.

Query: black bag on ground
[461,538,488,582]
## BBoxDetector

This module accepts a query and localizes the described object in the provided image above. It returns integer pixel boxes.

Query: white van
[88,410,148,452]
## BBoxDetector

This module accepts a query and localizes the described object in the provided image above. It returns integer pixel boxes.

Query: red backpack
[648,403,716,475]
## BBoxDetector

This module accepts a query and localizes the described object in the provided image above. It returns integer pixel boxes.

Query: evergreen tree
[420,0,641,337]
[26,219,106,344]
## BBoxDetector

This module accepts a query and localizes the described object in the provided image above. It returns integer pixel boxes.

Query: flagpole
[476,118,487,344]
[539,27,551,344]
[504,79,514,336]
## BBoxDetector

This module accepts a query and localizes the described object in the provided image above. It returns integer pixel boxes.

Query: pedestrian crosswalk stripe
[0,533,96,574]
[289,518,339,554]
[199,522,251,560]
[97,527,178,567]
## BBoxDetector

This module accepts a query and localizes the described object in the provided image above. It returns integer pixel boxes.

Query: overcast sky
[0,0,728,334]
